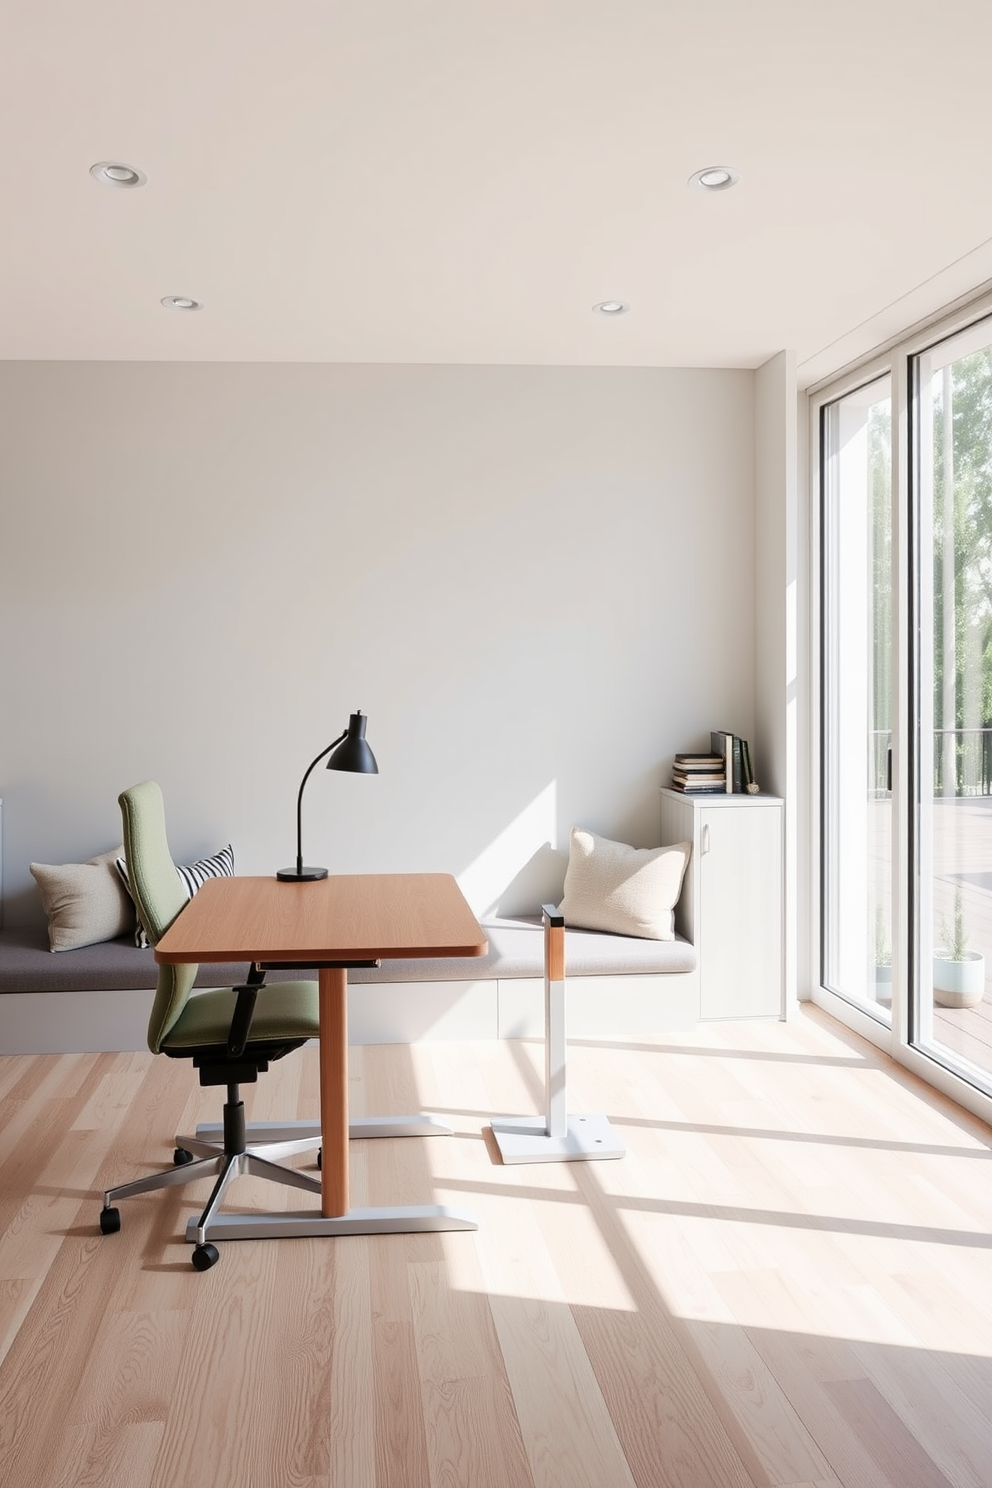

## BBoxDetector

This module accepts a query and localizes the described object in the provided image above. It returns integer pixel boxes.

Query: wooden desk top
[155,872,488,966]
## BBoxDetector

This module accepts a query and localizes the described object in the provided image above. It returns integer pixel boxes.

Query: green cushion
[161,981,320,1050]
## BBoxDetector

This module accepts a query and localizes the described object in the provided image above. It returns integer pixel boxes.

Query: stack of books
[709,730,757,794]
[670,751,726,794]
[671,735,759,794]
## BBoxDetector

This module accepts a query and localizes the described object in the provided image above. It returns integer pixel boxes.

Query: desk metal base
[192,1115,453,1149]
[185,1204,478,1241]
[491,1112,625,1164]
[187,1116,477,1238]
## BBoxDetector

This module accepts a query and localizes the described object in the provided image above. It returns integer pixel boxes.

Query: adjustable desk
[155,871,487,1241]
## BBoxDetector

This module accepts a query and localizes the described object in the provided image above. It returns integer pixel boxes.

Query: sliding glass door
[821,375,893,1021]
[816,302,992,1119]
[912,323,992,1088]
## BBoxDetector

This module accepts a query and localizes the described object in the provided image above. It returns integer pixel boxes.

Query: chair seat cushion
[161,980,320,1051]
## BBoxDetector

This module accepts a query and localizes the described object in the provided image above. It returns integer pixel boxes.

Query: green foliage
[865,344,992,791]
[932,347,992,761]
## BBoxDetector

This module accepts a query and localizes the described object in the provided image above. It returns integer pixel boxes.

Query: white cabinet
[660,787,783,1020]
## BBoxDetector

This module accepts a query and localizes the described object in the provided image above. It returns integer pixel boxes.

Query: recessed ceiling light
[592,300,630,316]
[688,165,740,193]
[89,161,146,189]
[160,295,202,312]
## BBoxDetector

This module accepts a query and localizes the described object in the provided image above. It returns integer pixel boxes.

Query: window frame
[807,285,992,1131]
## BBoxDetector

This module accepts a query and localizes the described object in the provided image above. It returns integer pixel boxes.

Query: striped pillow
[116,844,235,946]
[175,843,235,899]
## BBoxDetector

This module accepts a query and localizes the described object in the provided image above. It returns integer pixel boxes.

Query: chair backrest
[119,781,198,1053]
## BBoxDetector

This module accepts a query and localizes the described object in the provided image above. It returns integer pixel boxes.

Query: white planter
[874,964,892,1006]
[933,950,985,1008]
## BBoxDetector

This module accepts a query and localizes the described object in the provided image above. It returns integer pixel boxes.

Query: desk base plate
[193,1116,453,1147]
[185,1204,478,1240]
[491,1112,625,1164]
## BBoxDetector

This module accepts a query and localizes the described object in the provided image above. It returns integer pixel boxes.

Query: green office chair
[99,780,322,1270]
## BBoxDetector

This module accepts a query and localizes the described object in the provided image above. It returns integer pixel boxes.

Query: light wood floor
[1,1006,991,1488]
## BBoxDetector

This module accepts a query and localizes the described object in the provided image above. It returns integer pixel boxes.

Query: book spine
[711,731,733,793]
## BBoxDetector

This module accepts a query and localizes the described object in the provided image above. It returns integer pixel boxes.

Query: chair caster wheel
[191,1243,220,1271]
[100,1206,121,1235]
[316,1149,322,1171]
[174,1147,194,1165]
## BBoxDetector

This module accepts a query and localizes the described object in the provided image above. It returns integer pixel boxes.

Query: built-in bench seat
[0,915,698,1053]
[0,927,303,995]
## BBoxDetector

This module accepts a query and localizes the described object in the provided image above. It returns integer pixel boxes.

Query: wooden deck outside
[871,793,992,1080]
[929,795,992,1075]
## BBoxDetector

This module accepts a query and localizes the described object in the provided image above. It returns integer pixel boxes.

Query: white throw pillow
[559,827,691,941]
[30,847,134,952]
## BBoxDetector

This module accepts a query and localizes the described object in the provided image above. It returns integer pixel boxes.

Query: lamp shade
[326,711,378,775]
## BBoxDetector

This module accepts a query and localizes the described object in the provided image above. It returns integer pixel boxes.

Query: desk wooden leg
[319,966,349,1217]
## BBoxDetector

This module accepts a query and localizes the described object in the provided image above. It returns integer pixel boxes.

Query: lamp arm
[293,730,347,876]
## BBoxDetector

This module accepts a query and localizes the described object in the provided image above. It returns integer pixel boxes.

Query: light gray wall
[754,349,798,1005]
[0,361,756,930]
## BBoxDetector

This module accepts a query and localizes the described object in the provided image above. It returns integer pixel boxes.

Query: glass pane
[821,376,893,1018]
[914,320,992,1092]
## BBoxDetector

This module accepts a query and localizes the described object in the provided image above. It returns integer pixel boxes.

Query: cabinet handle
[701,823,711,855]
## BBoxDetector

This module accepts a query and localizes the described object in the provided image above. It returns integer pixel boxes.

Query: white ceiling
[5,1,992,388]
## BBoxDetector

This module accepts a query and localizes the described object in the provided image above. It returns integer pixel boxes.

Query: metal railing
[872,728,992,796]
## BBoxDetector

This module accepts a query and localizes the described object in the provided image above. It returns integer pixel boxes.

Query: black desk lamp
[277,710,379,882]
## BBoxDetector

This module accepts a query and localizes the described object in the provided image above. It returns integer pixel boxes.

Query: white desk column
[491,906,625,1164]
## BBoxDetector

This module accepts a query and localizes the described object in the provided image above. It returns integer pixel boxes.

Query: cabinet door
[699,805,782,1019]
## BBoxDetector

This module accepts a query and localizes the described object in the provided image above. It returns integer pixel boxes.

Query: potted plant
[874,904,892,1004]
[933,886,985,1007]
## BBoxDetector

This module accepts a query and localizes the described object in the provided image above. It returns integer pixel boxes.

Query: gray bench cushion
[347,915,696,983]
[0,928,300,995]
[0,914,695,994]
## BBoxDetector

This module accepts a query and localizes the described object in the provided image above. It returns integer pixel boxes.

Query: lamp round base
[276,866,329,882]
